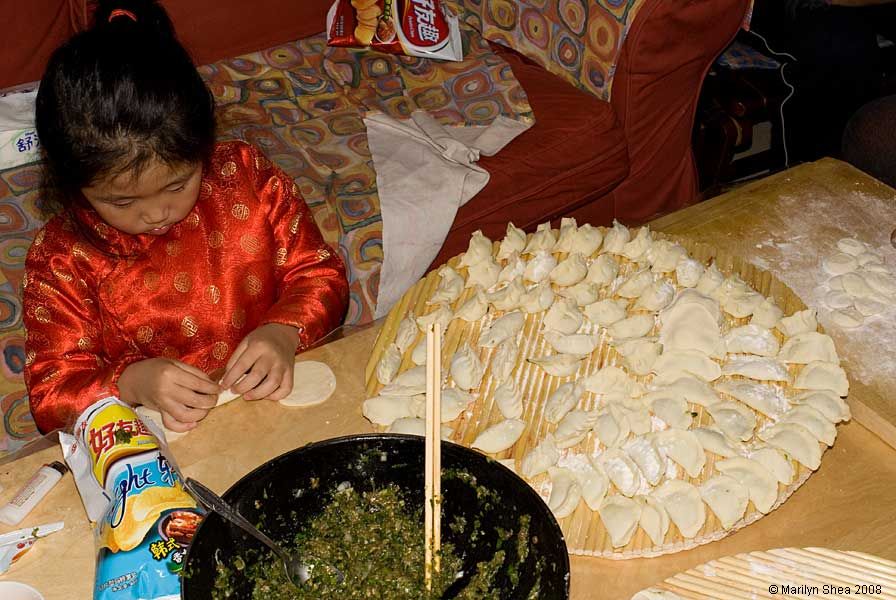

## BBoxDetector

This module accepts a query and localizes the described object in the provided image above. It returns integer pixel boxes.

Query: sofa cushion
[433,44,628,266]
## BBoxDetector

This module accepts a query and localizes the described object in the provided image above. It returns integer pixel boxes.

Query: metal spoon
[184,478,344,587]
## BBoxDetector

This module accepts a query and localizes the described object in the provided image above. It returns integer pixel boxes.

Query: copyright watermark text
[768,583,883,595]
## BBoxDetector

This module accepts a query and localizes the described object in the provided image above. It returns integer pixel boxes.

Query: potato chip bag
[60,396,204,599]
[326,0,463,61]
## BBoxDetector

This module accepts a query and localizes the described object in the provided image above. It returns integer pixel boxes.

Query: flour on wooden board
[748,190,896,385]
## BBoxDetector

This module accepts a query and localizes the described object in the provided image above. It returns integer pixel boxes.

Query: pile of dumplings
[365,218,851,554]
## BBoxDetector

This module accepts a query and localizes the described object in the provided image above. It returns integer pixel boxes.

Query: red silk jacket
[23,141,349,433]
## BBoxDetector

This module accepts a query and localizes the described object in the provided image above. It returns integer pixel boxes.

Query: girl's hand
[221,323,300,402]
[119,358,221,432]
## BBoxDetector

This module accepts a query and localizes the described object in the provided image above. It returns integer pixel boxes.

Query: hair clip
[108,8,138,22]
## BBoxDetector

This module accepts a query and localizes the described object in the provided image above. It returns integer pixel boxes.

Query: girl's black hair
[35,0,215,211]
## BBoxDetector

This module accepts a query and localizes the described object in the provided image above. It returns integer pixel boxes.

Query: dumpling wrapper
[583,298,628,327]
[497,222,526,260]
[394,314,418,354]
[439,388,475,423]
[653,428,706,478]
[699,475,749,529]
[278,361,337,407]
[692,426,744,458]
[749,447,794,485]
[598,495,642,548]
[577,460,610,510]
[450,344,484,391]
[652,480,706,539]
[721,356,790,382]
[724,324,780,357]
[545,381,584,424]
[542,297,585,335]
[637,495,670,547]
[494,380,523,420]
[793,361,849,397]
[597,449,642,498]
[479,311,525,348]
[778,331,839,364]
[776,308,818,337]
[362,394,423,426]
[780,404,837,446]
[794,390,851,423]
[459,230,494,268]
[554,410,599,449]
[489,337,519,383]
[715,380,789,419]
[652,349,721,382]
[379,365,427,396]
[705,401,757,442]
[520,433,561,479]
[471,419,526,454]
[624,435,665,486]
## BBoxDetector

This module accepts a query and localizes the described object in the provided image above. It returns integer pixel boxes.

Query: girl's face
[81,159,203,236]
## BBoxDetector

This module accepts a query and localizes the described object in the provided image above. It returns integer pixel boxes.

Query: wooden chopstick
[424,324,442,590]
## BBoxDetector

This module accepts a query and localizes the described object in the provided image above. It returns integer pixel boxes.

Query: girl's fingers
[234,360,271,397]
[222,339,250,386]
[244,370,282,401]
[161,411,197,433]
[163,399,211,423]
[266,369,294,402]
[173,368,222,397]
[175,360,217,383]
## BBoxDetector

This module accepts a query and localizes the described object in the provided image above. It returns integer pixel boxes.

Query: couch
[0,0,749,452]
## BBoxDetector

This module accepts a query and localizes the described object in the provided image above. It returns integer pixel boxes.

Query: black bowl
[182,434,570,599]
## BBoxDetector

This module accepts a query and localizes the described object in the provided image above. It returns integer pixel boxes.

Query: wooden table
[2,159,896,599]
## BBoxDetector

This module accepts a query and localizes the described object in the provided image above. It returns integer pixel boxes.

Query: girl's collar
[69,198,167,258]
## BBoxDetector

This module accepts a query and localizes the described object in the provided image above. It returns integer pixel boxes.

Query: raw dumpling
[558,281,600,307]
[829,308,864,329]
[487,277,525,311]
[705,401,757,442]
[750,297,784,329]
[498,251,526,283]
[450,344,484,390]
[692,426,744,458]
[614,338,661,376]
[646,394,693,430]
[544,331,600,356]
[584,365,643,397]
[547,467,582,519]
[634,280,676,312]
[379,365,427,396]
[416,303,453,336]
[638,495,670,547]
[394,314,418,354]
[720,283,764,319]
[465,256,501,290]
[523,222,557,255]
[471,418,527,454]
[440,388,474,422]
[749,447,794,485]
[652,349,721,381]
[387,418,453,439]
[543,297,585,335]
[520,433,561,479]
[608,314,655,340]
[758,422,822,470]
[594,408,630,448]
[568,223,603,257]
[524,250,558,283]
[599,495,642,548]
[778,331,839,364]
[780,404,837,446]
[721,356,790,382]
[376,343,402,385]
[659,289,724,358]
[459,230,493,268]
[455,287,489,322]
[545,381,585,423]
[577,460,610,510]
[586,254,619,286]
[426,268,466,305]
[602,220,631,254]
[646,240,687,274]
[837,237,867,256]
[554,409,599,448]
[715,380,789,419]
[675,257,704,288]
[597,448,642,497]
[724,324,780,357]
[699,475,749,529]
[528,353,585,377]
[411,340,428,366]
[520,280,555,314]
[776,308,818,337]
[793,361,849,397]
[695,262,725,296]
[552,217,578,253]
[584,298,628,327]
[653,428,705,478]
[497,222,526,260]
[632,589,683,600]
[649,374,720,407]
[621,227,653,262]
[362,394,422,426]
[550,253,588,287]
[652,480,706,539]
[479,312,526,348]
[624,435,665,486]
[714,456,779,514]
[793,390,851,423]
[617,269,654,298]
[494,380,523,419]
[489,338,519,383]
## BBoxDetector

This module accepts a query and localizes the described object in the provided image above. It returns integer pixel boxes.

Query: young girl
[23,0,349,434]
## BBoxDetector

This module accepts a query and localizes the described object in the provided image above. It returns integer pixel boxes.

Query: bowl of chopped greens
[182,434,570,599]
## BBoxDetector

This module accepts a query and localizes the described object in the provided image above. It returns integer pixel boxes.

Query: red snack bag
[327,0,463,62]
